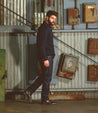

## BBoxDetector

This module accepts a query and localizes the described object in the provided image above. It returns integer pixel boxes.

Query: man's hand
[44,60,49,67]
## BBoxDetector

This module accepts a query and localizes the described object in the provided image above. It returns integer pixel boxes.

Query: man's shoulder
[39,22,50,30]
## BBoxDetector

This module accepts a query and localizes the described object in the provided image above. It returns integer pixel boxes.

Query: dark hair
[46,10,58,17]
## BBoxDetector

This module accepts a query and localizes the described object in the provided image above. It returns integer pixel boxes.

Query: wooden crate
[0,49,6,102]
[88,38,98,55]
[88,65,98,81]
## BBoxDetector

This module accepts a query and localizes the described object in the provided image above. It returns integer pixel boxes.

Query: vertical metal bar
[14,0,16,25]
[23,0,24,24]
[75,0,77,8]
[27,33,29,85]
[34,0,36,25]
[4,0,6,25]
[61,0,64,29]
[6,0,8,25]
[39,0,41,25]
[13,0,14,25]
[8,1,12,25]
[19,0,21,25]
[86,23,88,29]
[55,0,58,23]
[58,0,60,25]
[36,0,38,27]
[51,0,53,9]
[15,0,17,25]
[0,0,1,25]
[0,0,4,25]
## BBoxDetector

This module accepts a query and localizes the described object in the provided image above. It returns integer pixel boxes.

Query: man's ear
[46,16,49,21]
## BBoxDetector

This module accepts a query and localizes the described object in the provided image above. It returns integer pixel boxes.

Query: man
[24,10,58,104]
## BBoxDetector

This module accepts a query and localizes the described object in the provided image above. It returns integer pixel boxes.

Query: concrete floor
[0,99,98,113]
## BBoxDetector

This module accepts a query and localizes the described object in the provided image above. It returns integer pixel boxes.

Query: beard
[48,18,54,26]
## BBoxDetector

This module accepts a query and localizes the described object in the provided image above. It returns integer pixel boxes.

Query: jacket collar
[43,21,52,28]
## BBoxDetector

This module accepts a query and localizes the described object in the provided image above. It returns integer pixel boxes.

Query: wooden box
[88,65,98,81]
[88,38,98,55]
[84,4,97,23]
[68,8,79,25]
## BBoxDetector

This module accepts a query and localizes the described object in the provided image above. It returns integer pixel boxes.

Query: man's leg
[26,75,43,95]
[41,56,53,101]
[24,71,43,103]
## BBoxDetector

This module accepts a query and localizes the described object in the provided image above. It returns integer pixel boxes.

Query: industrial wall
[0,31,98,99]
[0,33,27,91]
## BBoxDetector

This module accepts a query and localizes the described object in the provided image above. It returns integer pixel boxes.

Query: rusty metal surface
[61,54,79,73]
[48,94,85,100]
[84,4,97,23]
[88,38,98,55]
[88,65,98,81]
[68,8,79,25]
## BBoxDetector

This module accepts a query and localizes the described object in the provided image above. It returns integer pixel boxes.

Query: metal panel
[53,32,98,91]
[64,0,98,30]
[0,33,27,91]
[31,0,64,29]
[31,91,98,100]
[3,0,26,25]
[0,32,98,98]
[31,32,98,94]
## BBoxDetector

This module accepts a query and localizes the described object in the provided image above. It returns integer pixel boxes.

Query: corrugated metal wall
[31,31,98,100]
[0,33,27,91]
[1,32,98,97]
[4,0,26,25]
[53,32,98,91]
[28,31,98,92]
[35,32,98,91]
[31,0,64,29]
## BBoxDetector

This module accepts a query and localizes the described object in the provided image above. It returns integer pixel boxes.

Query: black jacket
[37,21,55,61]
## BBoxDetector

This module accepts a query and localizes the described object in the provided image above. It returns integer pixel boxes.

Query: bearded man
[24,10,58,105]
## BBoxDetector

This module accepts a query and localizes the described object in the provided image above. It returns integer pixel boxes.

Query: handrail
[53,36,98,64]
[0,3,98,64]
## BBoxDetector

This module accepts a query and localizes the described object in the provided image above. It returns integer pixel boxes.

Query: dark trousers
[27,56,53,101]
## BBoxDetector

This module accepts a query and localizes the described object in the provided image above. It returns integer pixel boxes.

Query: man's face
[47,15,57,25]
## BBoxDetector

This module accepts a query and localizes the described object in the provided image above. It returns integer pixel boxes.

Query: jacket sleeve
[39,27,48,61]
